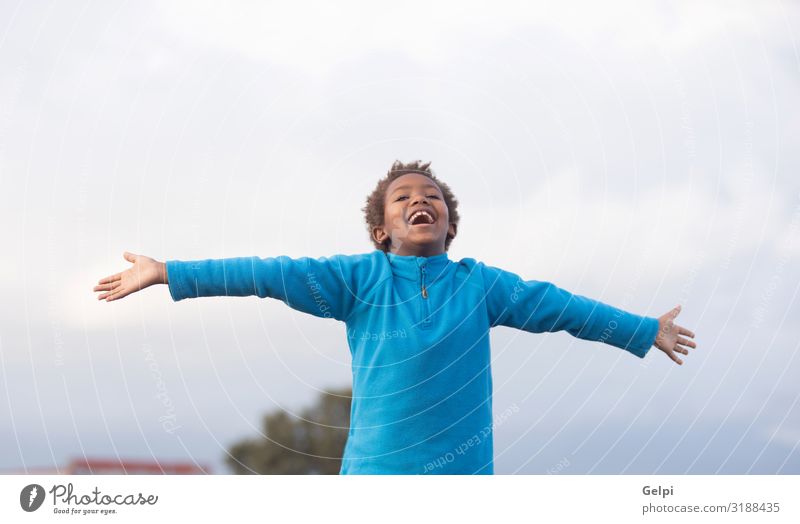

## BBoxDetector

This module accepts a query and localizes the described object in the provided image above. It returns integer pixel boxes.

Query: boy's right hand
[93,251,167,302]
[654,304,696,365]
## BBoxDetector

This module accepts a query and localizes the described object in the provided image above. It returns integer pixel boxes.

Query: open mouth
[407,210,436,226]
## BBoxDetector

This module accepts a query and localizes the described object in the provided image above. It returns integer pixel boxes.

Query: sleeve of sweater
[164,254,360,322]
[480,262,659,358]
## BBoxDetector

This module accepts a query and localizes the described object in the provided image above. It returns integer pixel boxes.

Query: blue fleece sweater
[165,250,659,474]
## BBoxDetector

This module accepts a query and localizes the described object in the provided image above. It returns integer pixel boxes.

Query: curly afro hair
[362,160,460,252]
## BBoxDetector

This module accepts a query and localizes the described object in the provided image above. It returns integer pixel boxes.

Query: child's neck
[389,244,445,258]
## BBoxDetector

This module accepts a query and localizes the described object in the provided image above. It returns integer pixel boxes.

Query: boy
[93,160,696,474]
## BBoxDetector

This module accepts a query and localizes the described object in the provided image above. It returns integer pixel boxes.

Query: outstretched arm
[94,252,358,320]
[164,253,358,321]
[481,263,687,361]
[93,251,360,322]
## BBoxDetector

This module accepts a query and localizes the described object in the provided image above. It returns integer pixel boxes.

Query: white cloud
[155,1,791,74]
[454,160,794,312]
[764,424,800,449]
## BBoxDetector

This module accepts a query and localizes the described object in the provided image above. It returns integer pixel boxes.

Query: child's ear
[372,225,389,246]
[447,222,457,240]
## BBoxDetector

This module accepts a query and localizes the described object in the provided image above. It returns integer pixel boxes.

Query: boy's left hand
[654,305,696,365]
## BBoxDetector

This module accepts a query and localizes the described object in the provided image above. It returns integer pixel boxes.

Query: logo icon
[20,484,45,512]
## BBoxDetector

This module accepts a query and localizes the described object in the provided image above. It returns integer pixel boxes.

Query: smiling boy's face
[373,173,457,257]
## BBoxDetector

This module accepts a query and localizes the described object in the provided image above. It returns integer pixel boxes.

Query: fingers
[671,304,682,319]
[668,350,683,365]
[95,254,137,300]
[99,287,126,302]
[98,273,121,285]
[93,281,120,293]
[676,336,696,348]
[106,290,125,301]
[97,252,136,285]
[678,326,695,338]
[97,288,123,300]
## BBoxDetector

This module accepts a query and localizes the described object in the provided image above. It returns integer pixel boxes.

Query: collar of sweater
[384,250,451,281]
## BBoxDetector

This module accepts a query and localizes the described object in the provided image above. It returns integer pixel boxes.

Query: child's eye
[394,194,439,201]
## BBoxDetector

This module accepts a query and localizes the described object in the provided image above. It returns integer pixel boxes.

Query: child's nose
[411,194,429,205]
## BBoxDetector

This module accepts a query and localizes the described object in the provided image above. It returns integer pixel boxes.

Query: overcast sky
[1,0,798,474]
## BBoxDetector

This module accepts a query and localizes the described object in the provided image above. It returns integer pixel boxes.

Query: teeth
[409,211,434,224]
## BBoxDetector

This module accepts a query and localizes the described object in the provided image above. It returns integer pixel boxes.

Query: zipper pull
[421,266,428,298]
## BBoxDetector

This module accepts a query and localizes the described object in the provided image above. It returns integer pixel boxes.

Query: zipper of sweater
[421,265,428,298]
